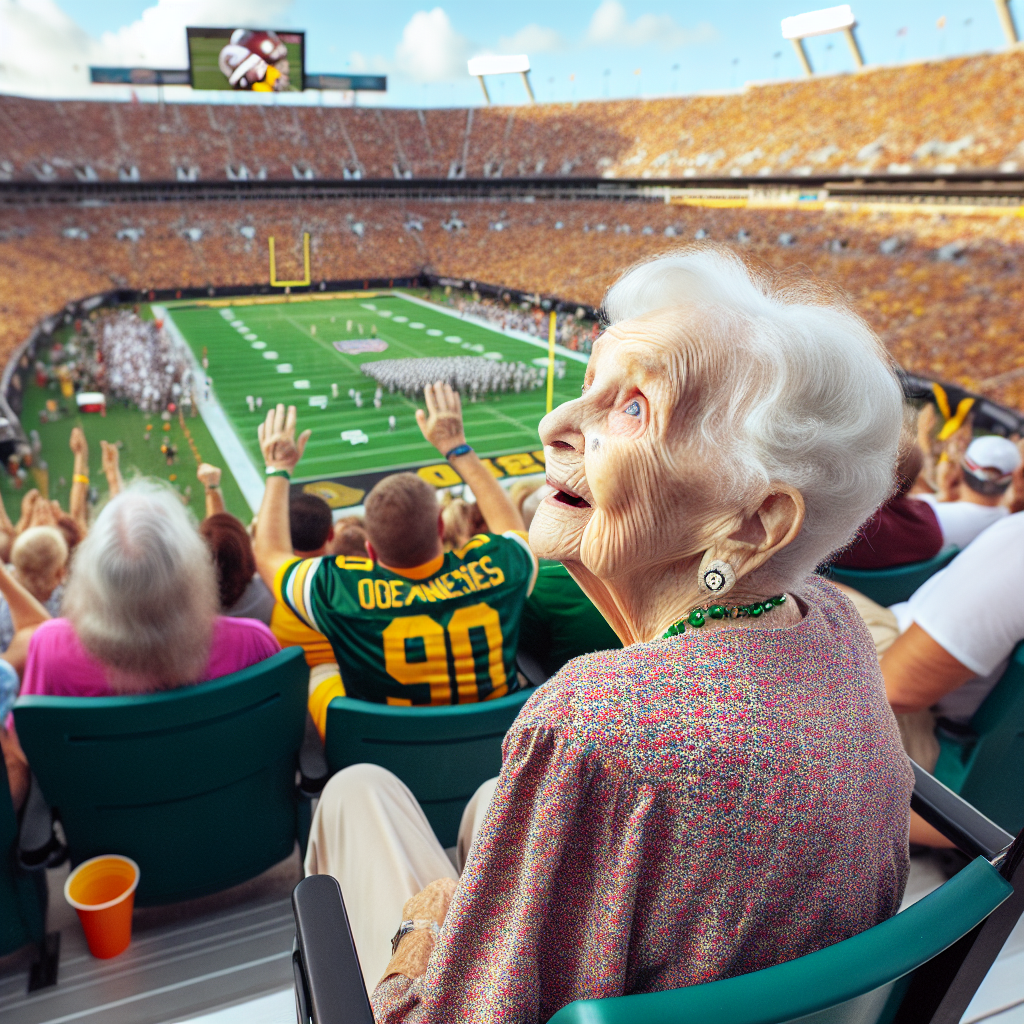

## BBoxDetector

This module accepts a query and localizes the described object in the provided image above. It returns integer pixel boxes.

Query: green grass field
[164,293,586,487]
[2,330,251,523]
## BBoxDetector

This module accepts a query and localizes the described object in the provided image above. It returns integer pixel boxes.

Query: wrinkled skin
[530,308,806,644]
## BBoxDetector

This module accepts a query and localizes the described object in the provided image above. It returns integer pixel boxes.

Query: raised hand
[15,489,39,534]
[416,381,466,456]
[69,426,87,458]
[196,462,222,488]
[257,404,311,473]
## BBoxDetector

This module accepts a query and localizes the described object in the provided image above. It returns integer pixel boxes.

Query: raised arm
[0,560,50,634]
[68,427,90,528]
[416,382,525,535]
[253,404,311,588]
[879,623,975,715]
[197,463,226,519]
[100,440,124,497]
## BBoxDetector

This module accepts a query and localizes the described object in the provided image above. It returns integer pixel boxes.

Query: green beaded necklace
[662,594,787,638]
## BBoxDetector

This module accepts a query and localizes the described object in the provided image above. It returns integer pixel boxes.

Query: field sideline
[162,293,587,510]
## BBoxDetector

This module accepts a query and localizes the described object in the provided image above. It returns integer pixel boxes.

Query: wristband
[444,444,473,460]
[205,483,221,491]
[265,468,291,480]
[391,919,440,955]
[73,474,89,485]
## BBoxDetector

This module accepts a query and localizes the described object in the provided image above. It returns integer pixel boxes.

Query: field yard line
[392,292,591,365]
[156,306,265,513]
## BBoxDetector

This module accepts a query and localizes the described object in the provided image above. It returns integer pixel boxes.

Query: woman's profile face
[530,310,727,578]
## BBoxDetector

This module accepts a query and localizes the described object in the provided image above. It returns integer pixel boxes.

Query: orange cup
[64,855,140,959]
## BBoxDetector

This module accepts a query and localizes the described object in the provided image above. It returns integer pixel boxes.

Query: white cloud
[584,1,716,49]
[95,0,292,67]
[394,8,471,83]
[498,24,566,55]
[0,0,292,98]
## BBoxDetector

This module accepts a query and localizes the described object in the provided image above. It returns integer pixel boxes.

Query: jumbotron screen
[187,27,305,92]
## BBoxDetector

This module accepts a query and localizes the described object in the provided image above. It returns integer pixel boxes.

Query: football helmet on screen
[217,29,291,91]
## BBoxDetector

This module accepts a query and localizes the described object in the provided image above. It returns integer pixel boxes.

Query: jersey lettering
[278,533,535,705]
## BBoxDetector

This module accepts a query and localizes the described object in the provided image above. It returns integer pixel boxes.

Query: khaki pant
[837,584,940,770]
[304,764,497,987]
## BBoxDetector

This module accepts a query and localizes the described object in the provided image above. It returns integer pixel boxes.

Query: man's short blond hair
[364,473,440,568]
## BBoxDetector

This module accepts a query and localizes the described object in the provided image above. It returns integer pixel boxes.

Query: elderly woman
[21,481,279,697]
[302,248,914,1019]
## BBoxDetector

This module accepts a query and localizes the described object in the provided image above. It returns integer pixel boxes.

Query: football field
[161,293,587,507]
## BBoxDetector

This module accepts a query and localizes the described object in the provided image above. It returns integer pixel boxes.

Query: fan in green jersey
[254,383,538,734]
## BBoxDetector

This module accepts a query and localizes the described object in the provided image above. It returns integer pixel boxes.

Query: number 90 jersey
[274,532,538,706]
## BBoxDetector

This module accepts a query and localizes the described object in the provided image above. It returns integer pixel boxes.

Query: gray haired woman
[21,481,279,697]
[305,247,914,1023]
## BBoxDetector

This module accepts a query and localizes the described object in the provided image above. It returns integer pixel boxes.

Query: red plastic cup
[64,855,140,958]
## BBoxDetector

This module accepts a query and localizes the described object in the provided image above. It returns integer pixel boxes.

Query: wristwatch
[391,918,440,955]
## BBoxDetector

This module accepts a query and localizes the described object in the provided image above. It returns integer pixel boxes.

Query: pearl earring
[698,557,736,598]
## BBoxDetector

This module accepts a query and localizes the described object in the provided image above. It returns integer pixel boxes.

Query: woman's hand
[402,877,457,926]
[383,877,457,983]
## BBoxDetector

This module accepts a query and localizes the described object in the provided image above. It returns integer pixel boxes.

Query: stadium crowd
[2,51,1024,182]
[2,195,1024,409]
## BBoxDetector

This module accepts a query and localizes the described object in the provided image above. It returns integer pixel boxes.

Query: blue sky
[0,0,1017,105]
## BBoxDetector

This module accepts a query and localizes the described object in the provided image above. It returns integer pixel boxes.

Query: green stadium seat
[13,647,309,906]
[0,755,46,960]
[323,688,534,847]
[934,641,1024,836]
[546,854,1012,1024]
[824,545,959,606]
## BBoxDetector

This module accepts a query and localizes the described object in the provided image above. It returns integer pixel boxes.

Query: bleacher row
[3,50,1024,183]
[2,197,1024,407]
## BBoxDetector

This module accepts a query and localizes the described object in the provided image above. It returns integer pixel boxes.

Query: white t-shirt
[914,493,1007,550]
[891,511,1024,723]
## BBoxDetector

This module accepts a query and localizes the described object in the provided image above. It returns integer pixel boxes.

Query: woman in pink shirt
[21,481,278,698]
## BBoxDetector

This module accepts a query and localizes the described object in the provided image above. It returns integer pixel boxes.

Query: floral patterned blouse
[372,577,913,1023]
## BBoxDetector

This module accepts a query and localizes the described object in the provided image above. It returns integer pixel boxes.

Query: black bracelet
[445,444,473,460]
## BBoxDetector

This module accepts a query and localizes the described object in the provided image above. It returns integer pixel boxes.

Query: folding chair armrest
[298,714,331,798]
[292,875,374,1024]
[910,759,1014,861]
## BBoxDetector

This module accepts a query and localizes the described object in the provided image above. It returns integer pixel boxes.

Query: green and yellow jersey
[274,532,537,719]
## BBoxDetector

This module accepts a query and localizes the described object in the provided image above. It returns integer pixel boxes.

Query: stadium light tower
[781,5,864,76]
[993,0,1020,45]
[467,55,535,104]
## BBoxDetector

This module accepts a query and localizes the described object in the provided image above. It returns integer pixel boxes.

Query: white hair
[603,246,903,588]
[63,480,218,690]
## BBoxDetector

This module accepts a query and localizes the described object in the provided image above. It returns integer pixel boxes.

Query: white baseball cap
[964,435,1021,478]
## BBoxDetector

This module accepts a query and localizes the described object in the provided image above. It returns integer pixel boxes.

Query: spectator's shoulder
[514,645,639,746]
[213,615,280,649]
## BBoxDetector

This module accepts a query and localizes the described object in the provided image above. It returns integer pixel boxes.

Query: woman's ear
[718,488,805,579]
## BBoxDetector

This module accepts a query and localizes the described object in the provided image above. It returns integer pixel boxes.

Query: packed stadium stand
[2,197,1024,407]
[3,51,1024,183]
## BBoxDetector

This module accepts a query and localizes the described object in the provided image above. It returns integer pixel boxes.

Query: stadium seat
[823,545,959,606]
[290,762,1023,1024]
[323,688,534,847]
[934,641,1024,836]
[0,756,46,961]
[13,647,309,906]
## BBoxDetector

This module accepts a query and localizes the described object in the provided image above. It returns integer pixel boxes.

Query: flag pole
[546,311,556,414]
